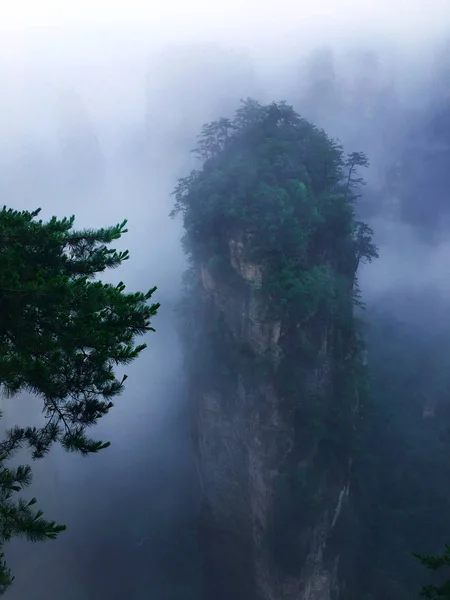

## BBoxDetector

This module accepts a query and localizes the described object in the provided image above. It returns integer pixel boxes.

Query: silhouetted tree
[0,206,159,593]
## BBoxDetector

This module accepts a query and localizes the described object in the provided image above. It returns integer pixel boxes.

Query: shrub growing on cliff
[0,207,159,593]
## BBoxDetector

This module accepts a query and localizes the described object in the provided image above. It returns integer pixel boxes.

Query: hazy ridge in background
[1,2,450,597]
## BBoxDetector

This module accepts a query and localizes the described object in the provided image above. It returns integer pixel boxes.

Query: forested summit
[172,98,377,318]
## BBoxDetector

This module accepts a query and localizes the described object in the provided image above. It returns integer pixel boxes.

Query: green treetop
[171,99,377,321]
[0,206,159,593]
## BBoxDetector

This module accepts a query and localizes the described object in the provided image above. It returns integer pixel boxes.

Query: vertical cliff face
[172,100,377,600]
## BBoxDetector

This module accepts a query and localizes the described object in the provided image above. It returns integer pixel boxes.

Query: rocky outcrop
[189,231,357,600]
[172,100,374,600]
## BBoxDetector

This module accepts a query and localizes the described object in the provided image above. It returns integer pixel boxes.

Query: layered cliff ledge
[171,99,377,600]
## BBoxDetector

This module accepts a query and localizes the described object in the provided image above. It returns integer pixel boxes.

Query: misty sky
[1,0,449,35]
[0,2,448,114]
[1,0,449,160]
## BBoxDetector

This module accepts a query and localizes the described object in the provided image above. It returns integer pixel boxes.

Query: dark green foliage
[415,546,450,598]
[171,98,377,318]
[0,206,159,593]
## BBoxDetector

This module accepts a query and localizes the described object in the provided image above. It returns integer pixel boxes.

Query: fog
[1,0,450,597]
